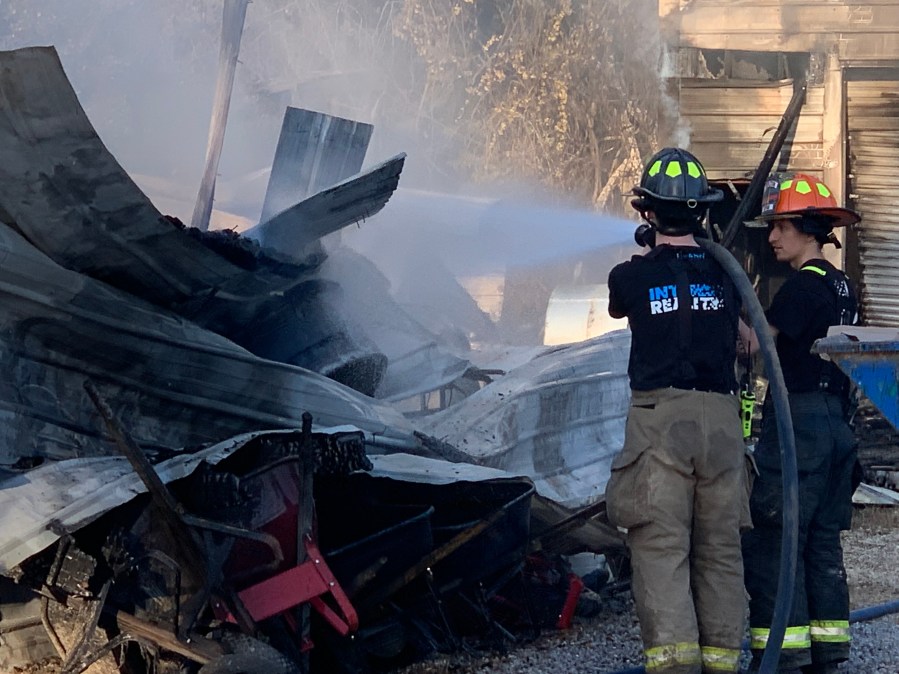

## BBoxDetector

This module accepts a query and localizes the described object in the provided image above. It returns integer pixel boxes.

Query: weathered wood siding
[677,80,824,180]
[662,1,899,59]
[660,0,899,288]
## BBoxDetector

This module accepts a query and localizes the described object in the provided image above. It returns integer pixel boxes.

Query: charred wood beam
[111,610,224,664]
[60,633,144,674]
[83,380,219,639]
[296,412,315,671]
[720,77,807,249]
[528,499,611,550]
[84,381,268,642]
[83,381,209,586]
[59,581,110,674]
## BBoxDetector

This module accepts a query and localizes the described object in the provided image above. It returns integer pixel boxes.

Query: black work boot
[745,665,803,674]
[801,664,842,674]
[746,647,811,673]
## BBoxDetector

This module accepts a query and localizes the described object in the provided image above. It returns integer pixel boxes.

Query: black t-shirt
[766,258,857,393]
[608,244,740,393]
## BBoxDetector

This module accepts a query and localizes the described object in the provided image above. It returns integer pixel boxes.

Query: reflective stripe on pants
[645,642,701,672]
[749,625,811,650]
[700,646,742,672]
[810,619,850,644]
[743,391,855,670]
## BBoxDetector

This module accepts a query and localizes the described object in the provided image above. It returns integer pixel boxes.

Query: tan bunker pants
[606,388,749,674]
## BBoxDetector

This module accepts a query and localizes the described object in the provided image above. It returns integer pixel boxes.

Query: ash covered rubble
[0,46,628,674]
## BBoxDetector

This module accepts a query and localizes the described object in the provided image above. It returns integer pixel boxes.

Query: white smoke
[0,0,642,350]
[659,45,693,150]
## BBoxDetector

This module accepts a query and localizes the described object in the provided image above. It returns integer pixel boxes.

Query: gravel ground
[7,508,897,674]
[397,506,899,674]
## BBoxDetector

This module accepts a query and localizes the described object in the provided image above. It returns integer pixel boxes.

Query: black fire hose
[698,238,799,674]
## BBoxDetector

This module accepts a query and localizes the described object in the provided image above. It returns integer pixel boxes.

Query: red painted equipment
[218,534,358,636]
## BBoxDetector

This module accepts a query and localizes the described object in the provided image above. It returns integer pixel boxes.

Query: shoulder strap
[799,263,856,326]
[799,264,827,277]
[800,263,857,398]
[666,255,697,382]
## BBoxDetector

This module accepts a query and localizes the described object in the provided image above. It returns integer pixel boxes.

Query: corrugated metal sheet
[245,154,406,258]
[848,80,899,326]
[0,224,417,464]
[0,426,371,574]
[0,46,309,309]
[678,81,824,179]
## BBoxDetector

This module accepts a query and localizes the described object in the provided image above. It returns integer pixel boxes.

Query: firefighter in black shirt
[606,148,748,674]
[740,174,860,674]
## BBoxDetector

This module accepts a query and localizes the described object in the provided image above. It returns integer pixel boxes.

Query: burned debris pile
[0,45,628,674]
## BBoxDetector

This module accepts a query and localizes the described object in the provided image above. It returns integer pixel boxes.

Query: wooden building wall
[678,80,824,180]
[660,0,899,324]
[660,0,899,60]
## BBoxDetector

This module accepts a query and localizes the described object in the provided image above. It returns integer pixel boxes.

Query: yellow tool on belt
[740,384,756,441]
[738,330,757,441]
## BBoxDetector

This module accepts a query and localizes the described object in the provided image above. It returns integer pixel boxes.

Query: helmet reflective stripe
[632,147,722,236]
[770,174,843,216]
[701,646,741,671]
[665,161,683,178]
[644,642,701,671]
[749,625,811,649]
[810,620,851,643]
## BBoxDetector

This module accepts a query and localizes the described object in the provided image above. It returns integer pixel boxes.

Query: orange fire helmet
[755,173,860,229]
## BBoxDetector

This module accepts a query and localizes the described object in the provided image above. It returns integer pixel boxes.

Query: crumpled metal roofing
[414,329,632,508]
[0,224,416,464]
[0,46,308,309]
[0,427,366,574]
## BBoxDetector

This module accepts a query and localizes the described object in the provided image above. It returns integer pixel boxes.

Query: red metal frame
[222,535,359,636]
[556,573,584,630]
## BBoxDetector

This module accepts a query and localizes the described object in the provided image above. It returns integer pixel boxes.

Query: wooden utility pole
[190,0,249,232]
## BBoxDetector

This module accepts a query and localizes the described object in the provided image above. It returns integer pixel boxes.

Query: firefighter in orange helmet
[740,174,861,674]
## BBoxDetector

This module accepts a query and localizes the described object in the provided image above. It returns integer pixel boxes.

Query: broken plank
[246,153,405,261]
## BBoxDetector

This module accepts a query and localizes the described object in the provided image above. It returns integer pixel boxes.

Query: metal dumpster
[812,328,899,431]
